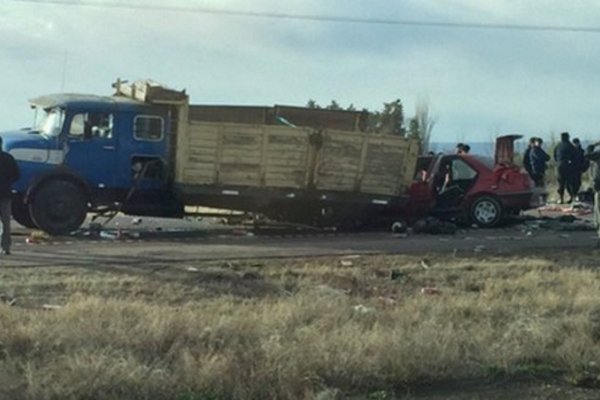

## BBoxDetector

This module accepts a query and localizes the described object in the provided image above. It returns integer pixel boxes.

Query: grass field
[1,251,600,399]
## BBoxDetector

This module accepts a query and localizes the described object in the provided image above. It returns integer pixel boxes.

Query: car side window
[451,159,477,180]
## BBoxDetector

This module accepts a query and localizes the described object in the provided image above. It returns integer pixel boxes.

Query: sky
[2,0,600,143]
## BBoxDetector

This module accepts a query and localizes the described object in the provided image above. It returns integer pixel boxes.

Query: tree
[326,100,342,110]
[411,101,436,154]
[306,99,319,109]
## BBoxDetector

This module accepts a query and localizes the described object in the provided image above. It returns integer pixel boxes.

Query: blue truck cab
[2,92,183,234]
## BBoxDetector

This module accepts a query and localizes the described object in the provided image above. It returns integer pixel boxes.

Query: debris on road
[412,217,457,235]
[391,221,408,234]
[474,245,486,253]
[25,231,50,244]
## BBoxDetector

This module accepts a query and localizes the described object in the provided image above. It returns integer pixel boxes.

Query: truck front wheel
[11,196,37,229]
[29,180,88,235]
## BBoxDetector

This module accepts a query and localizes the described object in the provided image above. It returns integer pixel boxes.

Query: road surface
[1,215,596,269]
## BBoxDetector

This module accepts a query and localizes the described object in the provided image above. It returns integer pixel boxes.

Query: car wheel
[470,196,502,227]
[11,196,38,229]
[29,180,88,235]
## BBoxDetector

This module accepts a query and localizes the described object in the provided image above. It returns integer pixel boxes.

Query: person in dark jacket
[0,136,21,255]
[570,138,588,198]
[586,143,600,245]
[522,137,536,180]
[529,137,550,187]
[553,132,576,204]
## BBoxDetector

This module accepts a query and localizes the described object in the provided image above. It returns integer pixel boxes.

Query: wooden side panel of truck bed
[175,121,419,196]
[315,130,418,195]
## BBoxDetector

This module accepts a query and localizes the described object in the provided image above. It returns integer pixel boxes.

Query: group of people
[523,132,588,204]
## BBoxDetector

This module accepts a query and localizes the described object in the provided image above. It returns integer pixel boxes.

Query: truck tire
[29,180,88,235]
[11,196,37,229]
[470,195,502,227]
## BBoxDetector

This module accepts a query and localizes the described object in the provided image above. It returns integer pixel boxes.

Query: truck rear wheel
[29,180,88,235]
[11,196,37,229]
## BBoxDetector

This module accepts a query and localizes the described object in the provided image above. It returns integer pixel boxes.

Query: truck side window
[69,112,113,139]
[69,113,86,138]
[134,115,164,141]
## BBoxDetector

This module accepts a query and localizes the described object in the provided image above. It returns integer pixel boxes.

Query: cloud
[2,0,600,143]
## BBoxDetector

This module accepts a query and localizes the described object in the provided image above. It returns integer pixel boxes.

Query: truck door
[62,111,117,188]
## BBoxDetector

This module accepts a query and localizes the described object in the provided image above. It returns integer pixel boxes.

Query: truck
[2,80,424,235]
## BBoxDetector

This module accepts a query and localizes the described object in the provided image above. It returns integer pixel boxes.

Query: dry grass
[1,252,600,399]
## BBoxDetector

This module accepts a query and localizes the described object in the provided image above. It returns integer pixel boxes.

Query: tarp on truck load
[175,121,419,197]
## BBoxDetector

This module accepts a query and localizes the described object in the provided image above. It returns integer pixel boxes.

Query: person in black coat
[570,138,588,198]
[553,132,576,203]
[0,136,21,255]
[522,137,535,180]
[529,137,550,187]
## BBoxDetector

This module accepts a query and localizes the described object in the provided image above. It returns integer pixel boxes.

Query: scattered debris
[340,260,354,267]
[420,286,441,295]
[186,267,199,272]
[474,245,486,253]
[315,285,348,297]
[391,221,408,234]
[376,296,397,308]
[352,304,374,314]
[41,304,63,311]
[0,294,16,306]
[132,217,143,225]
[25,231,50,244]
[420,258,431,270]
[413,217,457,235]
[389,269,404,281]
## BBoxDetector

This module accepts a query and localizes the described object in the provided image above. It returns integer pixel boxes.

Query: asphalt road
[1,213,597,269]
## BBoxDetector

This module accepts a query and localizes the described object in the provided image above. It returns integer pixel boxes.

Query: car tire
[470,195,502,227]
[29,180,88,235]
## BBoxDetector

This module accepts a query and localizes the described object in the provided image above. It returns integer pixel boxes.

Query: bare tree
[410,101,436,154]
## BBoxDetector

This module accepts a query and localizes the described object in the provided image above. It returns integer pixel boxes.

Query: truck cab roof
[29,93,147,111]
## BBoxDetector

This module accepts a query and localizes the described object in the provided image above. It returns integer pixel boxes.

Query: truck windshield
[32,107,65,137]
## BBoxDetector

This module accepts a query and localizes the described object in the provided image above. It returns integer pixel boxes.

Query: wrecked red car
[402,135,546,227]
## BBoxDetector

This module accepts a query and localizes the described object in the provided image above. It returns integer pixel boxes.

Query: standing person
[553,132,576,204]
[529,137,550,187]
[571,138,588,198]
[0,136,20,255]
[586,144,600,246]
[523,137,536,180]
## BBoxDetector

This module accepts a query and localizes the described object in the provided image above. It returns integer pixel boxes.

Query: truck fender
[24,167,91,205]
